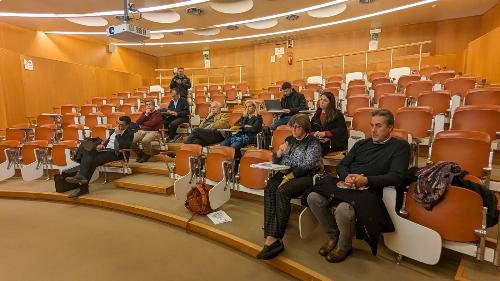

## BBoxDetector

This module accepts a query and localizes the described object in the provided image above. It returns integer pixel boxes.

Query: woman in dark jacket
[310,92,348,155]
[219,100,262,159]
[256,114,322,260]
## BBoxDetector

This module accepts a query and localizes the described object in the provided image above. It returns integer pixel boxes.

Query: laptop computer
[264,100,283,113]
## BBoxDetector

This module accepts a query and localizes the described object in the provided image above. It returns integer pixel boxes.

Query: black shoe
[166,152,176,158]
[135,150,144,162]
[68,187,89,198]
[256,240,284,260]
[141,154,151,163]
[65,175,88,185]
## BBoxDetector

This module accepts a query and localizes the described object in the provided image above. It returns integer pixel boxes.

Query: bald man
[185,101,230,146]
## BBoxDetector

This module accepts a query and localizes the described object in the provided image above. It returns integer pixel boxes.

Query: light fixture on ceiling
[286,14,299,21]
[186,7,204,15]
[209,0,254,14]
[112,0,436,46]
[0,0,209,18]
[226,25,239,31]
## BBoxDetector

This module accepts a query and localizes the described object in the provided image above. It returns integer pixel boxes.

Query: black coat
[280,90,307,117]
[103,125,136,158]
[159,97,190,119]
[310,109,348,154]
[169,75,191,98]
[235,115,263,144]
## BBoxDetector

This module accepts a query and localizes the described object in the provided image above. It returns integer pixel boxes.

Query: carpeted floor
[0,199,293,281]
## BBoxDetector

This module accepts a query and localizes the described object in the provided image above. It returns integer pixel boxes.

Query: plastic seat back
[175,144,203,176]
[373,83,397,103]
[346,85,367,98]
[325,82,342,89]
[443,77,476,98]
[211,94,225,106]
[451,105,500,140]
[195,103,210,118]
[226,89,238,101]
[430,130,490,178]
[237,83,248,93]
[348,79,365,88]
[91,124,113,140]
[397,75,421,92]
[62,124,85,141]
[92,97,108,106]
[81,104,99,116]
[351,108,376,138]
[22,140,49,165]
[379,94,406,116]
[271,127,292,153]
[391,128,411,143]
[268,86,281,94]
[60,104,79,115]
[36,114,55,126]
[404,80,433,100]
[209,85,221,92]
[305,83,320,91]
[292,80,306,87]
[368,71,386,82]
[417,90,451,115]
[406,183,482,242]
[419,65,441,79]
[327,75,343,83]
[5,128,27,142]
[395,107,433,139]
[429,71,455,85]
[229,112,243,126]
[260,111,274,127]
[130,112,142,123]
[206,146,235,182]
[52,140,78,166]
[106,112,125,126]
[346,96,370,117]
[119,103,135,115]
[109,97,124,106]
[259,92,273,101]
[34,126,56,142]
[465,88,500,106]
[301,89,315,102]
[239,149,273,189]
[0,140,21,163]
[371,77,391,89]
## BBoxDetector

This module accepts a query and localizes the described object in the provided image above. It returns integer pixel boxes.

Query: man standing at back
[271,82,307,130]
[307,109,410,263]
[169,67,191,99]
[133,99,163,163]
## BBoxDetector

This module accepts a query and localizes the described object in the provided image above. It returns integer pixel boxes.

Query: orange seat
[373,83,397,103]
[371,77,392,89]
[430,130,491,178]
[259,92,273,101]
[351,108,377,138]
[430,71,456,85]
[36,114,56,126]
[226,89,238,102]
[194,95,207,105]
[228,112,243,126]
[119,103,135,115]
[195,85,207,92]
[237,83,249,94]
[116,92,130,99]
[33,126,57,143]
[379,94,406,116]
[238,149,273,189]
[348,79,365,87]
[5,128,29,142]
[391,128,410,142]
[209,85,221,92]
[464,88,500,106]
[21,140,49,165]
[206,146,235,182]
[84,112,105,128]
[62,124,85,141]
[397,75,421,92]
[60,104,79,115]
[292,80,306,87]
[305,83,320,91]
[127,97,141,106]
[109,97,124,106]
[443,77,476,99]
[325,81,342,89]
[346,96,370,117]
[0,140,21,163]
[175,144,203,176]
[106,112,125,126]
[301,89,315,102]
[260,111,274,128]
[61,113,81,127]
[451,105,500,140]
[406,183,482,242]
[405,80,433,101]
[130,112,142,123]
[268,86,281,94]
[195,103,210,119]
[271,127,292,153]
[91,124,113,140]
[80,104,99,116]
[346,85,367,98]
[51,140,78,167]
[368,71,386,82]
[92,97,108,106]
[395,107,433,139]
[418,65,441,78]
[223,84,236,92]
[417,91,451,115]
[326,75,343,83]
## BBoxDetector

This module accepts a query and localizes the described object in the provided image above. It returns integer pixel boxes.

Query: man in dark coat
[169,67,191,99]
[159,89,190,141]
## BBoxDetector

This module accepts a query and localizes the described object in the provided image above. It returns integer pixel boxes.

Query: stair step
[113,173,175,194]
[127,159,171,176]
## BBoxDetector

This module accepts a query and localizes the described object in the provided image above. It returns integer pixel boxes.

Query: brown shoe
[319,240,337,256]
[325,248,353,263]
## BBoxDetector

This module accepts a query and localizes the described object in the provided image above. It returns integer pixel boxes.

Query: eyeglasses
[290,125,302,129]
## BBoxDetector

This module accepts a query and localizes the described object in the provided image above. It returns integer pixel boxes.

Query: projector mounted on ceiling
[107,0,150,42]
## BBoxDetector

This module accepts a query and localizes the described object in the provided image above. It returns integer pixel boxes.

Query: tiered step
[114,173,175,194]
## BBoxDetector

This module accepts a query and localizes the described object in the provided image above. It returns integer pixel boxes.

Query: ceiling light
[308,4,347,18]
[45,31,107,35]
[186,7,204,15]
[142,11,181,24]
[192,28,220,36]
[65,17,108,27]
[114,0,436,46]
[0,0,209,18]
[286,14,299,21]
[226,25,239,31]
[209,0,254,14]
[245,19,278,30]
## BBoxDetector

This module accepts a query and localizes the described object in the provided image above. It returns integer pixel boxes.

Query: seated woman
[310,92,348,155]
[219,100,262,159]
[256,114,322,260]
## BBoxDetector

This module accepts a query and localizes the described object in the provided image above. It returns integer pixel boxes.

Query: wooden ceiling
[0,0,498,56]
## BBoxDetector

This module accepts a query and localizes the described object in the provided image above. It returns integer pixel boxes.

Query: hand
[244,125,252,128]
[345,174,367,188]
[278,173,294,188]
[145,109,152,115]
[96,144,105,151]
[283,109,291,113]
[176,79,182,84]
[314,131,326,138]
[171,111,178,116]
[276,141,288,158]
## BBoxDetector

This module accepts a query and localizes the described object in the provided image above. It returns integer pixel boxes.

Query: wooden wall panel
[0,49,27,126]
[158,16,482,90]
[465,26,500,84]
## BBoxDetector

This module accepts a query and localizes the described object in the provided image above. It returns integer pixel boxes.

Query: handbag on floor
[185,156,212,216]
[53,166,81,193]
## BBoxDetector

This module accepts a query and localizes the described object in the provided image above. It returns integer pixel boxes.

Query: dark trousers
[264,172,314,239]
[164,117,188,139]
[77,149,121,180]
[185,128,225,146]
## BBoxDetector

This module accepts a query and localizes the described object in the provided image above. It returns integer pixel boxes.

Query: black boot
[68,186,89,198]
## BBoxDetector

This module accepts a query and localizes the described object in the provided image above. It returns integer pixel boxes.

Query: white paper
[274,47,285,56]
[207,210,232,225]
[270,55,276,63]
[23,59,34,71]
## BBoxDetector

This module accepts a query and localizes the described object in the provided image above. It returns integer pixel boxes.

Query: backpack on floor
[184,156,212,215]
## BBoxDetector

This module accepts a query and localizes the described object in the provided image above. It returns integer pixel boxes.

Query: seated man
[65,116,135,198]
[185,101,230,146]
[132,99,163,163]
[307,109,410,263]
[271,82,307,130]
[159,89,190,142]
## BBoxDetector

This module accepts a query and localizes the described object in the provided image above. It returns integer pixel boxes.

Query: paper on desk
[207,210,232,225]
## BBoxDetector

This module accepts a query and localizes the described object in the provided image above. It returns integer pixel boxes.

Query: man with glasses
[270,82,307,130]
[185,101,230,146]
[132,99,163,163]
[169,67,191,99]
[65,116,135,198]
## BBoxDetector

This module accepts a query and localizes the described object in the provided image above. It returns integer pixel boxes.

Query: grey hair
[372,109,394,126]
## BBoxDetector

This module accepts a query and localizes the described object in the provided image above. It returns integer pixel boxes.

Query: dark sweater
[310,109,348,154]
[280,90,307,117]
[136,110,163,131]
[235,115,263,144]
[159,97,190,118]
[336,137,411,191]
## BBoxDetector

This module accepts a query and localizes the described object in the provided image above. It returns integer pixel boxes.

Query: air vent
[359,0,375,3]
[186,7,204,15]
[285,14,299,21]
[172,31,184,35]
[226,25,239,30]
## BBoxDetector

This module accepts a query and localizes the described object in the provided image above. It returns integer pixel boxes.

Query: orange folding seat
[205,146,236,183]
[301,89,315,102]
[373,83,397,104]
[326,75,343,83]
[418,65,441,79]
[106,112,125,126]
[405,80,433,102]
[91,97,108,106]
[346,85,367,98]
[91,124,113,140]
[195,103,210,119]
[371,77,392,89]
[325,81,342,89]
[368,71,386,82]
[417,91,451,115]
[443,77,476,99]
[170,144,203,177]
[268,86,281,94]
[346,96,370,117]
[429,71,456,86]
[84,112,105,128]
[62,124,86,141]
[464,88,500,106]
[236,149,273,190]
[397,75,421,92]
[228,112,243,126]
[348,79,365,88]
[80,104,99,116]
[292,79,306,87]
[61,113,81,127]
[378,94,406,116]
[351,107,377,138]
[305,83,320,91]
[451,105,500,141]
[226,88,239,103]
[60,104,79,115]
[119,103,135,115]
[270,126,292,153]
